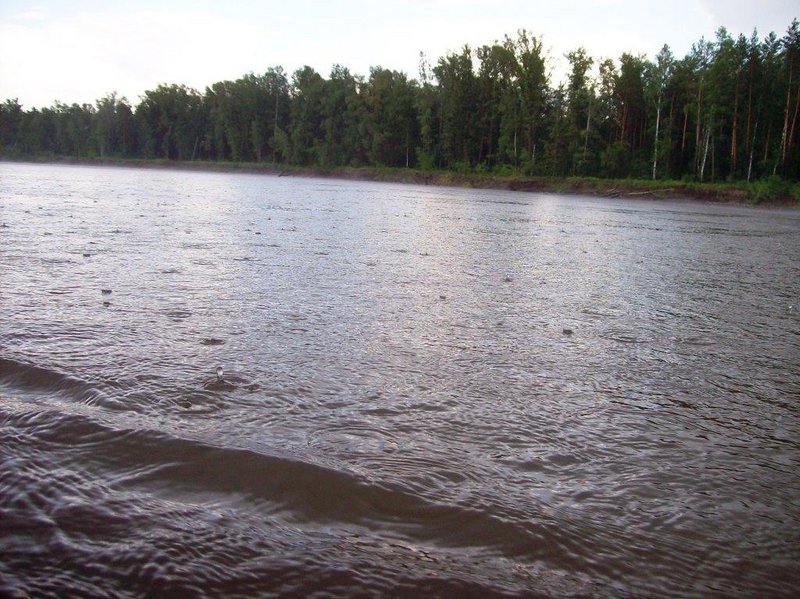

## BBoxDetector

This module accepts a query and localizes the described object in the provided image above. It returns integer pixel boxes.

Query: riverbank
[5,156,799,207]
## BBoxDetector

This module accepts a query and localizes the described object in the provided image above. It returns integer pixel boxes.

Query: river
[1,162,798,598]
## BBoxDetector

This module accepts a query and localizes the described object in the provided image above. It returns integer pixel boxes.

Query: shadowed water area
[1,163,798,598]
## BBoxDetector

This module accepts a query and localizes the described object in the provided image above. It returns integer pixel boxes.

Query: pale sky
[1,0,797,109]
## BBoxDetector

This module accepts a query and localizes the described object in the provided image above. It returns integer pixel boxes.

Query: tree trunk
[681,106,689,166]
[583,105,591,172]
[764,127,772,174]
[273,93,279,163]
[745,64,753,164]
[747,119,758,182]
[731,71,740,176]
[711,133,715,181]
[695,83,703,174]
[667,93,676,175]
[699,126,710,181]
[513,129,517,166]
[780,56,793,166]
[652,94,661,180]
[787,79,800,173]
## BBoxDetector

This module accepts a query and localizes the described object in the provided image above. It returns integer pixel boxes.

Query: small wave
[601,329,648,344]
[163,309,192,321]
[0,357,112,408]
[670,335,716,346]
[0,403,563,564]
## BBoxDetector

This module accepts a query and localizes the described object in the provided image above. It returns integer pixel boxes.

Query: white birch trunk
[652,96,661,180]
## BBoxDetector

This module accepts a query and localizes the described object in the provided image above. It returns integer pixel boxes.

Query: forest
[1,21,799,184]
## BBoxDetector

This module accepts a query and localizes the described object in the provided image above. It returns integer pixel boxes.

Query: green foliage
[451,160,471,173]
[433,46,478,167]
[271,126,290,163]
[415,150,436,171]
[364,67,418,167]
[0,99,24,155]
[601,142,632,178]
[138,84,203,160]
[748,175,793,204]
[492,163,517,177]
[290,66,325,166]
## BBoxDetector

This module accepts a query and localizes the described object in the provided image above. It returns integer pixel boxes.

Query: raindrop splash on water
[1,163,798,599]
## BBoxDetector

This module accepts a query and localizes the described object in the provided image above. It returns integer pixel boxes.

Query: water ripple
[1,163,799,597]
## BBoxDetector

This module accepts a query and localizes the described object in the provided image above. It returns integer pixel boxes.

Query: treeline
[1,22,799,182]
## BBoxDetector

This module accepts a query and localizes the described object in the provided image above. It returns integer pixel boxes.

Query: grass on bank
[9,155,800,206]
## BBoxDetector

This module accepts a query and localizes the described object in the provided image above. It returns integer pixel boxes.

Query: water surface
[1,163,799,597]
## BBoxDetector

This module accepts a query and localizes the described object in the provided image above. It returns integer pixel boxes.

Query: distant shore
[4,156,799,207]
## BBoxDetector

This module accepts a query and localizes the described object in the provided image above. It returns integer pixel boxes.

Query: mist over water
[1,163,798,598]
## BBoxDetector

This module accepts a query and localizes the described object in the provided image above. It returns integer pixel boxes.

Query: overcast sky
[1,0,797,109]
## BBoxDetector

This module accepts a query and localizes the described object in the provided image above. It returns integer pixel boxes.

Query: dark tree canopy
[2,21,799,182]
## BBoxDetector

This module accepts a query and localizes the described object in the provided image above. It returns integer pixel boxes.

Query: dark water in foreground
[1,163,799,598]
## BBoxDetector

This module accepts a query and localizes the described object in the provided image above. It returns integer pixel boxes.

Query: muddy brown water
[1,163,798,597]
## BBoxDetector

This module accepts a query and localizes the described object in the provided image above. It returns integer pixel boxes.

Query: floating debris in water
[201,338,225,346]
[101,289,112,295]
[562,328,574,336]
[504,275,513,283]
[216,366,224,381]
[83,253,91,258]
[102,301,111,307]
[789,304,797,314]
[439,295,446,300]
